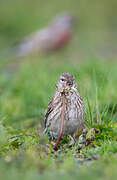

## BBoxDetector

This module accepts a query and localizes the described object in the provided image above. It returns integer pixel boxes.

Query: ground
[0,57,117,180]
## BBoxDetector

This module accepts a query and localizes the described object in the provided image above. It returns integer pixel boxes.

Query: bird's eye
[61,78,65,81]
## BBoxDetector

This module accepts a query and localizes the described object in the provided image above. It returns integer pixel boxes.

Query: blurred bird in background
[14,12,75,57]
[1,12,75,73]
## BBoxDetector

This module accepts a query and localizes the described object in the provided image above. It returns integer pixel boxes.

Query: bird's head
[51,12,76,30]
[56,72,77,93]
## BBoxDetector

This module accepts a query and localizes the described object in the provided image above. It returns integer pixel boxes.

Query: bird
[15,12,75,57]
[44,72,84,146]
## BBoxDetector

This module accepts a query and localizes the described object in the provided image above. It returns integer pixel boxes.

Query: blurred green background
[0,0,117,180]
[0,0,117,58]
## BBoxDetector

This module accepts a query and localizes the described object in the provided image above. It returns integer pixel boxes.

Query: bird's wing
[44,95,55,129]
[16,27,52,56]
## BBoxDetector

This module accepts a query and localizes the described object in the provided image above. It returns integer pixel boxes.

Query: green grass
[0,56,117,180]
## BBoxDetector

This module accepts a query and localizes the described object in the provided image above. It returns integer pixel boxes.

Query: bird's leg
[68,135,77,146]
[49,131,55,141]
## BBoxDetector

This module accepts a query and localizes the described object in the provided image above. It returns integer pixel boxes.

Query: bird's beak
[67,79,73,85]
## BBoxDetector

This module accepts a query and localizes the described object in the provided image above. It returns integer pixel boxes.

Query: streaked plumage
[44,72,84,138]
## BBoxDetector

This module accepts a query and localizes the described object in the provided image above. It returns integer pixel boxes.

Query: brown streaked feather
[44,95,55,128]
[44,72,85,138]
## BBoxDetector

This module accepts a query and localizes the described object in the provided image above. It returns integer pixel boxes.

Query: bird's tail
[0,41,32,60]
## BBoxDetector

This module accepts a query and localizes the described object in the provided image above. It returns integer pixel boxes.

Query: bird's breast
[49,92,84,136]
